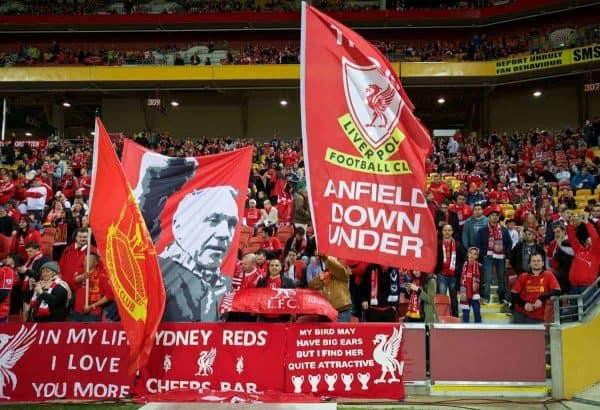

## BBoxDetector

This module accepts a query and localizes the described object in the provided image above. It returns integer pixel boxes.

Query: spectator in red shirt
[260,226,282,260]
[78,168,91,198]
[12,217,42,262]
[566,215,600,304]
[511,252,560,324]
[429,174,450,204]
[244,199,261,229]
[0,175,15,205]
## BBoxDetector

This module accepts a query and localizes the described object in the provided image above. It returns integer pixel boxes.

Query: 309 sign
[584,82,600,92]
[147,98,161,106]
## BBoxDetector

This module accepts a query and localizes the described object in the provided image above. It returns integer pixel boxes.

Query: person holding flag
[89,117,165,375]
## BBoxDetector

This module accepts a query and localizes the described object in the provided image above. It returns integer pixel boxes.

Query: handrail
[551,276,600,324]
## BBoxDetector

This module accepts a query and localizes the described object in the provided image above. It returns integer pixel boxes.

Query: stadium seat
[248,236,263,246]
[435,294,451,317]
[575,189,592,197]
[240,226,253,236]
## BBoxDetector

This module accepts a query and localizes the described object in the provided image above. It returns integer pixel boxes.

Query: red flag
[121,139,253,322]
[89,118,165,375]
[301,3,437,272]
[219,288,339,322]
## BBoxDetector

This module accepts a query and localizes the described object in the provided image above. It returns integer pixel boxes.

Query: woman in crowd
[23,261,71,322]
[403,270,437,323]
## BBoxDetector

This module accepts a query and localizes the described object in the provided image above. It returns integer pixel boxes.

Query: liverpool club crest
[342,57,404,149]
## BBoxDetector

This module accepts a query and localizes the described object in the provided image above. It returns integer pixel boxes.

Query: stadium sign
[496,44,600,76]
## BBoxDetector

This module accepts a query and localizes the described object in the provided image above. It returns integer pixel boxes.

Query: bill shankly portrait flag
[300,3,437,272]
[89,118,165,374]
[121,140,253,277]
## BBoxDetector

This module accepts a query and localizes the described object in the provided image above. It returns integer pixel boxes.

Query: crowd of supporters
[0,118,599,324]
[0,0,515,16]
[2,19,597,67]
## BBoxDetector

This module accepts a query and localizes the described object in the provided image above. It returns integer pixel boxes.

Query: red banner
[285,323,405,400]
[0,323,285,402]
[89,118,165,374]
[219,288,339,322]
[0,139,48,148]
[120,139,253,323]
[300,5,437,272]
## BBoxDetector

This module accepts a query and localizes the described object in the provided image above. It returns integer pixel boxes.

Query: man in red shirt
[70,252,106,322]
[261,226,283,259]
[567,215,600,308]
[429,174,450,204]
[232,253,262,291]
[58,228,92,291]
[0,175,15,205]
[511,252,560,324]
[255,250,268,277]
[244,199,261,230]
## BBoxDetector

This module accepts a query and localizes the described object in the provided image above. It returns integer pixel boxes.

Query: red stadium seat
[435,294,451,317]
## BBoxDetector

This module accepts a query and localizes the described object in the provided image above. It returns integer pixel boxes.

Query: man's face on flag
[172,186,239,271]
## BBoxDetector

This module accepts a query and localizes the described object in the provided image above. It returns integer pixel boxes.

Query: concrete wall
[489,84,580,132]
[101,90,301,140]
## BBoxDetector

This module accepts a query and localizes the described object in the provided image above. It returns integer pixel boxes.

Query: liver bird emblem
[365,84,396,128]
[196,348,217,376]
[0,324,38,399]
[372,326,403,384]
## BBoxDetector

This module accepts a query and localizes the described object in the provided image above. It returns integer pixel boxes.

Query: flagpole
[84,227,92,308]
[1,98,7,142]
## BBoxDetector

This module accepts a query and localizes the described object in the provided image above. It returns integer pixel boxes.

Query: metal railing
[552,276,600,324]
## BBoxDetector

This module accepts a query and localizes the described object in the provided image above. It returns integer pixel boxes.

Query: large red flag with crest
[89,118,165,375]
[301,3,437,272]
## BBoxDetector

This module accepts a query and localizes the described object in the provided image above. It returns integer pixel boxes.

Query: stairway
[464,286,513,324]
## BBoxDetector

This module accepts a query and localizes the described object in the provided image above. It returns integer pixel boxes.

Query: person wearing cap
[510,227,546,277]
[476,208,512,305]
[483,192,502,217]
[244,199,261,229]
[23,261,71,322]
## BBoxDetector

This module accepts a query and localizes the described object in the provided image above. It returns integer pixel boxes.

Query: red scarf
[21,252,44,291]
[459,261,481,309]
[441,239,457,276]
[487,223,504,258]
[29,276,71,318]
[370,267,380,306]
[406,276,422,319]
[289,237,307,254]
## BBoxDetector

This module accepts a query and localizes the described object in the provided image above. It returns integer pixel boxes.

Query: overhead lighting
[437,97,446,104]
[533,90,542,97]
[280,99,288,107]
[25,132,32,137]
[170,101,180,107]
[62,102,71,108]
